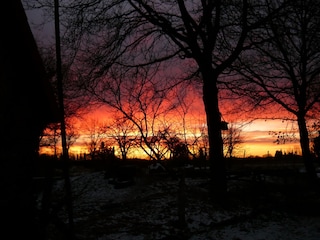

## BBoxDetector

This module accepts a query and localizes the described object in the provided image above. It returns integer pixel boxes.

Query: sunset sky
[56,102,303,159]
[24,4,304,159]
[240,120,301,157]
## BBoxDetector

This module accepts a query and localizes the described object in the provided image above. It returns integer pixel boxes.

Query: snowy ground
[44,165,320,240]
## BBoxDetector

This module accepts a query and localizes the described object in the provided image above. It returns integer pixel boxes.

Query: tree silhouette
[103,116,137,161]
[233,0,320,181]
[223,123,243,158]
[82,118,106,159]
[27,0,286,197]
[54,0,285,198]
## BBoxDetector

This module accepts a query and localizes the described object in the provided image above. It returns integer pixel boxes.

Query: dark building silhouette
[314,131,320,160]
[0,1,58,238]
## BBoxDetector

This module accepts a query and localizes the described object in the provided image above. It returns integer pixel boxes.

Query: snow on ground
[46,167,320,240]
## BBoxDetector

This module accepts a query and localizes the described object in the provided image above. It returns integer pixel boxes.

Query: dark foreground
[39,158,320,240]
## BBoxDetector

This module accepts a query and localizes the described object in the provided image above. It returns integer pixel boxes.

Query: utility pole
[54,0,75,238]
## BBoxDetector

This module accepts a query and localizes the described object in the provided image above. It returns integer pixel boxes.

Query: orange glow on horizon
[40,96,306,159]
[241,142,301,158]
[40,118,303,159]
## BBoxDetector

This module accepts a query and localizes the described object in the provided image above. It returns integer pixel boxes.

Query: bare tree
[100,66,183,161]
[27,0,286,196]
[39,122,60,157]
[103,115,137,161]
[232,0,320,181]
[223,123,243,158]
[65,119,80,152]
[39,119,79,157]
[269,120,298,145]
[82,118,106,159]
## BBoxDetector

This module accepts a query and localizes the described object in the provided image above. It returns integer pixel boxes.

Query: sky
[241,120,301,157]
[55,103,303,159]
[23,3,55,46]
[24,3,304,158]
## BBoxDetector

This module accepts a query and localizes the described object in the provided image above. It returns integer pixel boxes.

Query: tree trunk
[202,70,227,201]
[297,114,318,184]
